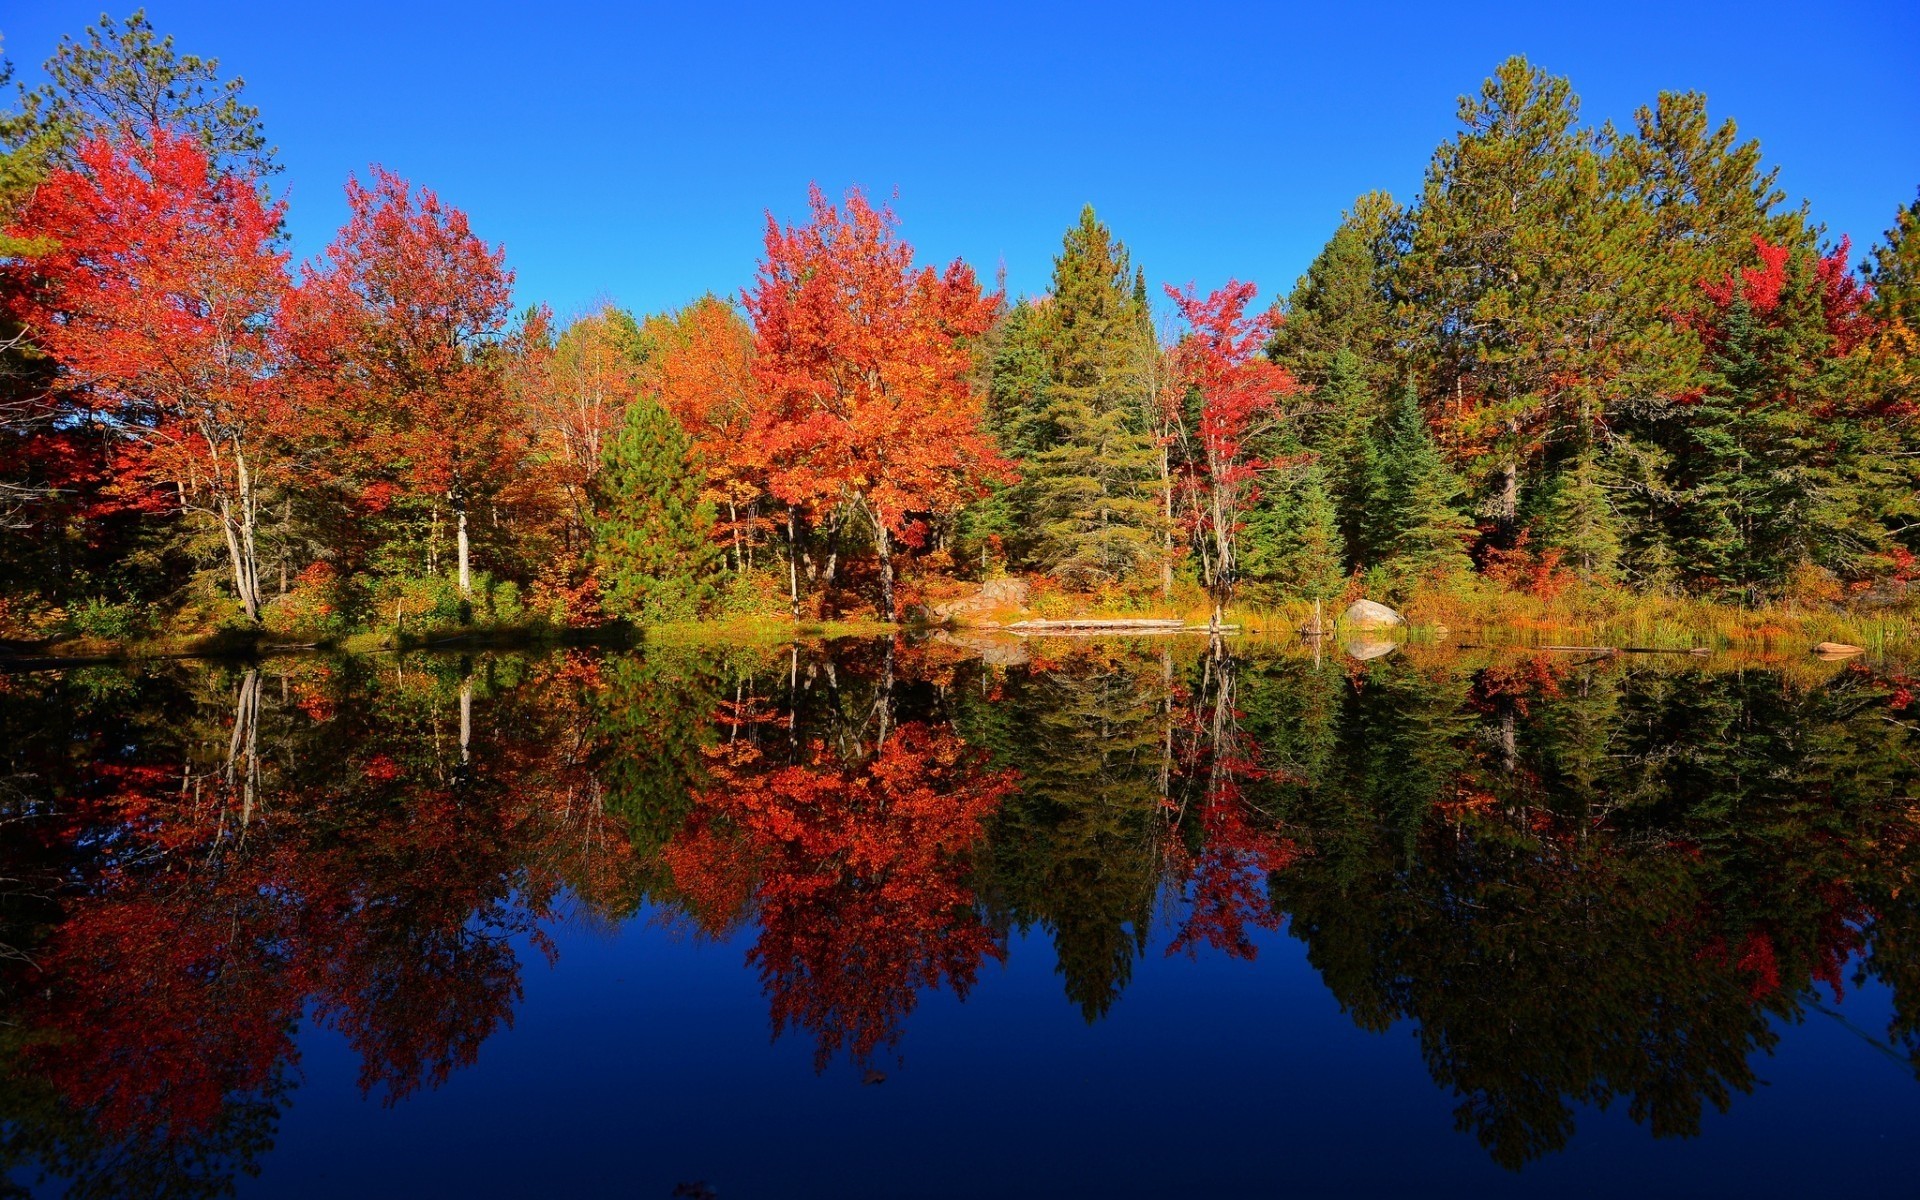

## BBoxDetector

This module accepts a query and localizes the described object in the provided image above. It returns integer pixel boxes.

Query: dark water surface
[2,636,1917,1197]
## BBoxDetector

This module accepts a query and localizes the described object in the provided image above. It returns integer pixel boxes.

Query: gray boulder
[1341,599,1406,629]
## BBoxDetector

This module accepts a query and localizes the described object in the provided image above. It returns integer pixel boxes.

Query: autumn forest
[4,8,1920,1196]
[1,14,1917,647]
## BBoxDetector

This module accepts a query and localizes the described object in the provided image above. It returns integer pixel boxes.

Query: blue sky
[6,1,1917,321]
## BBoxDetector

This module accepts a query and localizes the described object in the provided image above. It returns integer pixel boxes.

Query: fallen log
[1002,618,1189,630]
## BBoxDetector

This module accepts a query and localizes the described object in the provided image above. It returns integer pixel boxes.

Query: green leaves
[590,398,720,623]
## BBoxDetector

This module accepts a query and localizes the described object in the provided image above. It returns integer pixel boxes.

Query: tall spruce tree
[1307,350,1391,570]
[1275,464,1346,601]
[997,206,1166,586]
[591,398,719,621]
[1268,192,1400,391]
[1533,447,1621,582]
[1380,384,1476,580]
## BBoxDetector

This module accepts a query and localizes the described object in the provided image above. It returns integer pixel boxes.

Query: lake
[2,635,1916,1197]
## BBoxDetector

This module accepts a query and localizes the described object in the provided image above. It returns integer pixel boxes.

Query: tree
[508,303,647,553]
[1166,280,1299,626]
[1004,207,1166,587]
[284,168,515,596]
[1661,237,1886,598]
[1533,446,1620,582]
[15,9,276,175]
[1380,382,1476,580]
[1267,192,1400,390]
[4,129,288,621]
[1609,90,1803,277]
[644,295,764,571]
[1276,464,1346,601]
[1394,56,1678,531]
[1309,348,1390,570]
[743,186,1006,620]
[590,398,719,622]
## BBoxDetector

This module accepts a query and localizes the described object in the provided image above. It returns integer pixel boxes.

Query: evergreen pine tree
[1276,464,1346,601]
[590,398,719,621]
[1268,192,1400,391]
[1534,447,1621,581]
[999,206,1167,586]
[1311,350,1391,569]
[1380,384,1476,580]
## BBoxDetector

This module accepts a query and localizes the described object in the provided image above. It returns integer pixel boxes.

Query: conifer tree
[1268,192,1400,391]
[1534,447,1621,582]
[1275,464,1346,601]
[998,206,1166,586]
[1394,56,1676,530]
[1309,350,1391,570]
[591,398,719,622]
[1380,384,1476,579]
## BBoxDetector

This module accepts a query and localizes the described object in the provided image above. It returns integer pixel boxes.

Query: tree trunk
[456,504,472,595]
[218,441,263,623]
[786,508,802,618]
[874,519,896,623]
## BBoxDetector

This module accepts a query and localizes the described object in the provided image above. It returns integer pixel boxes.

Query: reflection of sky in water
[266,919,1912,1199]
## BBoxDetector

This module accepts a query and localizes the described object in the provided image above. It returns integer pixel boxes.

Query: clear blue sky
[6,1,1918,322]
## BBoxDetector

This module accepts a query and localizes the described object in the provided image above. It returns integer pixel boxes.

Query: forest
[2,12,1918,646]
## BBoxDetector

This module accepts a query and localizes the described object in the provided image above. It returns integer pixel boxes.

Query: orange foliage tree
[645,295,766,571]
[743,187,1007,619]
[282,168,516,594]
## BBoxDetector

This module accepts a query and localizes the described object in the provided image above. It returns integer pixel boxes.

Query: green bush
[66,597,148,642]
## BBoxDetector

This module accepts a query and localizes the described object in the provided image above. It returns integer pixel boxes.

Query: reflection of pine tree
[961,646,1175,1020]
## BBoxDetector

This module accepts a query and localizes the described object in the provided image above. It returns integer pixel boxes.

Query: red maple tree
[5,128,289,621]
[1165,281,1299,626]
[743,186,1007,618]
[282,168,517,594]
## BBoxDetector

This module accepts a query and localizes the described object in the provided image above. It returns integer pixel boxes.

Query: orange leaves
[282,167,516,506]
[742,186,1008,533]
[4,128,289,489]
[671,723,1016,1068]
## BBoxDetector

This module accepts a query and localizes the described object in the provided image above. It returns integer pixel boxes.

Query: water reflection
[1,639,1917,1193]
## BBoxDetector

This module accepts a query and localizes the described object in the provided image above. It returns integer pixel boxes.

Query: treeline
[2,15,1917,640]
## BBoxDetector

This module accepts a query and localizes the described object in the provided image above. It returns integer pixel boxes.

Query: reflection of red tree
[668,724,1016,1068]
[1164,659,1299,960]
[9,654,634,1145]
[22,884,298,1139]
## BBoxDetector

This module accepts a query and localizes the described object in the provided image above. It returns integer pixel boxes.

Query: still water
[1,635,1916,1197]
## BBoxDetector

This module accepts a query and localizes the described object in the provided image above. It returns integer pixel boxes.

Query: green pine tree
[591,398,719,622]
[1534,447,1621,582]
[997,206,1167,586]
[1380,384,1476,580]
[1268,192,1401,391]
[1309,350,1392,570]
[1275,464,1346,601]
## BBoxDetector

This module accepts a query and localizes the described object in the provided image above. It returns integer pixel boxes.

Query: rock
[1813,641,1866,657]
[1344,638,1398,661]
[1341,599,1406,629]
[926,577,1031,624]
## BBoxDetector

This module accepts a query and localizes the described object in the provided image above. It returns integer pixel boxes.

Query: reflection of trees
[665,655,1017,1069]
[4,642,1920,1186]
[0,653,630,1195]
[1266,653,1920,1168]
